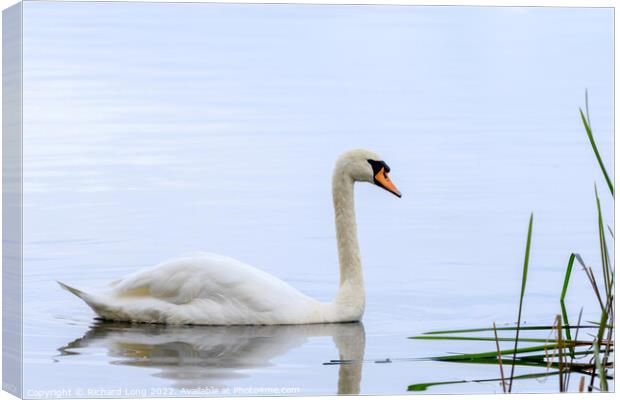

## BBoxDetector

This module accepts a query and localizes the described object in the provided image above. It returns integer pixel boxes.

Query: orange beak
[374,167,402,198]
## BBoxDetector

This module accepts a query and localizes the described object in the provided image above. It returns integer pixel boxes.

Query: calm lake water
[20,2,613,396]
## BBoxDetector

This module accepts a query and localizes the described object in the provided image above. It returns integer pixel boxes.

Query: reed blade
[493,322,507,393]
[408,371,560,392]
[580,108,614,197]
[431,343,580,362]
[421,325,597,335]
[508,213,534,392]
[593,341,608,391]
[560,254,575,355]
[411,335,586,344]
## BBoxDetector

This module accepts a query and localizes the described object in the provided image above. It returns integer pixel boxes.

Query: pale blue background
[20,2,613,395]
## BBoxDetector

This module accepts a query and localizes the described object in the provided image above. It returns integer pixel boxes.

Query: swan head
[336,149,402,198]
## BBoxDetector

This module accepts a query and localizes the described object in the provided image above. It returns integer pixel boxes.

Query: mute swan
[59,149,401,325]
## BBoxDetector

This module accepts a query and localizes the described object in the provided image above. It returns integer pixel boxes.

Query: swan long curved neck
[332,167,365,314]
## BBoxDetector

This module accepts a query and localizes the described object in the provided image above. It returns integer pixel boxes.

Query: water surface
[21,2,613,396]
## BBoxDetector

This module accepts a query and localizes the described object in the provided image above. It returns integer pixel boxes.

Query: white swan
[59,149,401,325]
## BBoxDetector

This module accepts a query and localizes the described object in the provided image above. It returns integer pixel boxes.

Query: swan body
[60,253,333,325]
[60,149,401,325]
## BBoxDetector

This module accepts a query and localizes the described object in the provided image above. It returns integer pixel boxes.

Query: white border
[0,1,615,400]
[0,0,616,8]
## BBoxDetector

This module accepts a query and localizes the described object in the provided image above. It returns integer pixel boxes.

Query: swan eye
[367,159,390,175]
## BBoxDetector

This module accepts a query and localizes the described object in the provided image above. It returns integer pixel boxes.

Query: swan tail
[57,281,87,298]
[57,281,106,313]
[58,281,140,322]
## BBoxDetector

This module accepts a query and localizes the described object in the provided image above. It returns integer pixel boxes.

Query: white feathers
[60,253,324,325]
[60,149,388,325]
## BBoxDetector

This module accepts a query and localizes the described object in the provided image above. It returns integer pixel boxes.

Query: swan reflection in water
[58,321,365,394]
